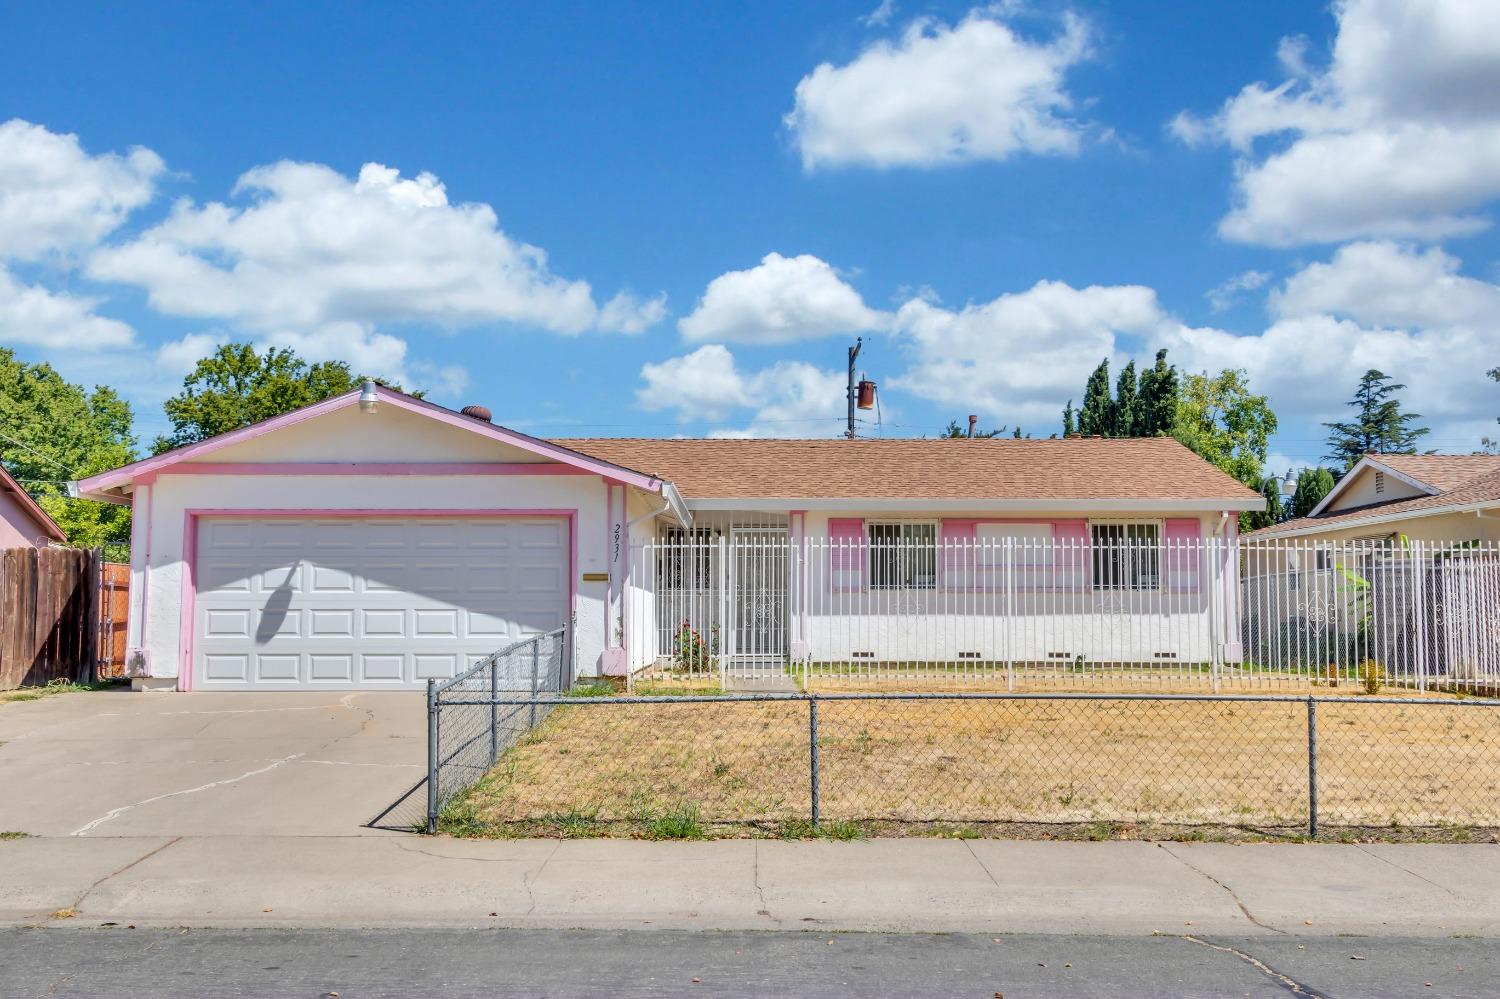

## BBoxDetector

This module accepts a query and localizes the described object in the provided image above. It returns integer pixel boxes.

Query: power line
[0,428,77,476]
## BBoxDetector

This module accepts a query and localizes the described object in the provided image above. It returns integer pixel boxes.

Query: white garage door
[194,516,568,690]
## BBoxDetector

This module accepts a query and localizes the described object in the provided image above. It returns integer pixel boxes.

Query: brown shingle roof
[1371,454,1500,492]
[552,436,1261,503]
[1249,458,1500,537]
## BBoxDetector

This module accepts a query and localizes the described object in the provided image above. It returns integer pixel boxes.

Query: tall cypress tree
[1114,360,1139,437]
[1323,370,1429,467]
[1290,466,1336,518]
[1078,360,1113,436]
[1138,348,1179,436]
[1061,400,1077,437]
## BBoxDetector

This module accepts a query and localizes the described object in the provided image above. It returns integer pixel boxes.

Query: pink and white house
[77,385,1262,691]
[0,463,66,548]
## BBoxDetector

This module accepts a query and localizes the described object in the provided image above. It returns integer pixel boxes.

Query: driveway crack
[753,841,782,927]
[67,835,183,915]
[1181,934,1328,997]
[69,755,304,836]
[523,840,561,917]
[1157,843,1286,934]
[964,839,1002,891]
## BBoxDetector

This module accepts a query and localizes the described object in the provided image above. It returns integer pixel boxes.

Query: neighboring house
[0,463,66,548]
[76,385,1261,692]
[1248,454,1500,546]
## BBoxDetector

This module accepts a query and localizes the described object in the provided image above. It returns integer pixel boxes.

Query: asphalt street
[3,927,1494,998]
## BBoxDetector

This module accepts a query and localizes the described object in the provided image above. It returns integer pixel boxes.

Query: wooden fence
[0,547,99,690]
[98,562,130,679]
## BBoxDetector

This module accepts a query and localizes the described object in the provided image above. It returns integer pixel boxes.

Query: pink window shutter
[1164,519,1201,592]
[828,518,866,592]
[941,520,977,591]
[1050,520,1089,591]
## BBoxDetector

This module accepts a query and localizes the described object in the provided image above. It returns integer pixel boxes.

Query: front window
[659,528,715,589]
[1091,522,1161,590]
[868,522,937,589]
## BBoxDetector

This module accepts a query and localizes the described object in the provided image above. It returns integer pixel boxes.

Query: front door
[729,529,788,668]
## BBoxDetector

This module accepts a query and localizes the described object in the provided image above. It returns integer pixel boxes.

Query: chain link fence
[428,689,1500,837]
[426,627,568,831]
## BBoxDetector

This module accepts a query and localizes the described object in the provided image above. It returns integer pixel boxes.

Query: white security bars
[624,534,1500,693]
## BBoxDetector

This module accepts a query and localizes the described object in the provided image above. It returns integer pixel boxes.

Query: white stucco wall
[132,472,618,687]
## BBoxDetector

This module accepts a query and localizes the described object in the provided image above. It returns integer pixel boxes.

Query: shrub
[673,620,718,673]
[646,803,705,840]
[1360,658,1383,696]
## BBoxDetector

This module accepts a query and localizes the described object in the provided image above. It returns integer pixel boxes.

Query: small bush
[646,803,705,840]
[672,620,719,673]
[1360,658,1383,696]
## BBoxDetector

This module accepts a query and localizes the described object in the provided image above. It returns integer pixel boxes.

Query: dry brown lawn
[448,694,1500,836]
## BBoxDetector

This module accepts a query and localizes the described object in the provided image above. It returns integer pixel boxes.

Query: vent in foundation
[850,651,876,659]
[1046,651,1073,659]
[957,651,983,660]
[1152,651,1179,659]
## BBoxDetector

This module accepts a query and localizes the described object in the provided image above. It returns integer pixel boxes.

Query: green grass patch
[567,682,617,698]
[630,682,725,697]
[0,830,31,840]
[1,679,113,704]
[773,818,866,840]
[644,803,706,840]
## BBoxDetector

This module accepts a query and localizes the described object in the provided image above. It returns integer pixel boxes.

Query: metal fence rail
[624,536,1500,693]
[426,627,568,831]
[428,690,1500,837]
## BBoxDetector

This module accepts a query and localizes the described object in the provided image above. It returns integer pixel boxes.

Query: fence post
[426,679,439,834]
[530,640,540,729]
[1306,696,1318,839]
[489,655,499,764]
[1004,540,1015,692]
[809,697,820,827]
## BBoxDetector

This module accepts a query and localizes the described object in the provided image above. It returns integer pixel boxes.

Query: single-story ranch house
[76,385,1262,691]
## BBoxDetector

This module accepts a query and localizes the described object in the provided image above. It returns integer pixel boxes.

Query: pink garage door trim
[177,508,578,691]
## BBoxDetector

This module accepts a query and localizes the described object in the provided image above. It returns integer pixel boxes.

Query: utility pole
[846,337,862,439]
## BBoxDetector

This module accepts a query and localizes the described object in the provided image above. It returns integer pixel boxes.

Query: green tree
[0,348,136,556]
[1113,360,1140,437]
[1061,400,1076,437]
[1137,348,1179,436]
[941,419,1004,439]
[1078,359,1113,436]
[156,343,411,454]
[1290,466,1336,519]
[1323,369,1429,468]
[1172,368,1278,529]
[1246,475,1285,531]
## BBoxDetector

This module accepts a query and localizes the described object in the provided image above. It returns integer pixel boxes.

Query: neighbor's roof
[1250,454,1500,538]
[554,436,1262,506]
[0,464,66,543]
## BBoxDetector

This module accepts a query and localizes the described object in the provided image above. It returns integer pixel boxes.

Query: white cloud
[1206,269,1272,311]
[1174,0,1500,246]
[87,159,664,335]
[0,119,164,261]
[861,0,897,27]
[154,332,228,375]
[0,266,135,350]
[679,253,887,344]
[785,9,1093,170]
[889,280,1165,426]
[637,344,845,436]
[1161,241,1500,447]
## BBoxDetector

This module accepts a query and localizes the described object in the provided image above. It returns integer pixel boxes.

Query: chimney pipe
[967,415,977,439]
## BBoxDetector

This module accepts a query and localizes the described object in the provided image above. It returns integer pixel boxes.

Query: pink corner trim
[79,385,664,495]
[158,462,593,477]
[177,507,578,691]
[0,464,66,542]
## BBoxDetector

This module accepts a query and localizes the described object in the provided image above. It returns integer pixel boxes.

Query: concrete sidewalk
[4,835,1497,936]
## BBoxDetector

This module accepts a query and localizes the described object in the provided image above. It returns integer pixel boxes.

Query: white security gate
[193,516,568,690]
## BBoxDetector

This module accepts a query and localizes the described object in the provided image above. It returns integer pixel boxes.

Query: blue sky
[1,0,1497,472]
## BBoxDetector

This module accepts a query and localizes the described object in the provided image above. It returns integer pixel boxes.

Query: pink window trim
[176,507,578,692]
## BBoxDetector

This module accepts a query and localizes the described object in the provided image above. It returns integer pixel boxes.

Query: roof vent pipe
[967,414,977,439]
[358,379,379,414]
[460,405,493,423]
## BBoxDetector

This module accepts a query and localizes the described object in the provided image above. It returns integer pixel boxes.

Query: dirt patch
[444,696,1500,838]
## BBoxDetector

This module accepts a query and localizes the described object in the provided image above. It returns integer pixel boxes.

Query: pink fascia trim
[177,507,578,692]
[159,462,592,477]
[80,385,664,495]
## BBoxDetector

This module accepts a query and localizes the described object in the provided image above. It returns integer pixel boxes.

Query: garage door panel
[195,516,567,690]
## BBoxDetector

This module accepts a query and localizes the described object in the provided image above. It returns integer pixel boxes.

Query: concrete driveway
[0,689,426,837]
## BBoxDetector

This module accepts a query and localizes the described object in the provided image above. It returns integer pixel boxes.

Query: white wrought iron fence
[624,535,1500,692]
